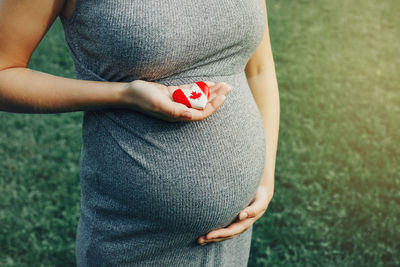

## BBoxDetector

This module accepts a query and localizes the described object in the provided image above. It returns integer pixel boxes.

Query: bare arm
[0,68,127,114]
[0,0,231,120]
[245,0,280,200]
[0,0,125,113]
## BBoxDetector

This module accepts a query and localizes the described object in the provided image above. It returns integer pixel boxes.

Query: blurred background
[0,0,399,266]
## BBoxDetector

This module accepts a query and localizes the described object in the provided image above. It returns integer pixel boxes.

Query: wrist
[110,81,132,109]
[259,175,275,201]
[260,184,274,203]
[114,79,152,109]
[83,80,130,110]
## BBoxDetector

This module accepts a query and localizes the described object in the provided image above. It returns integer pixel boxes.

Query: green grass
[0,21,80,266]
[1,1,399,266]
[249,1,400,266]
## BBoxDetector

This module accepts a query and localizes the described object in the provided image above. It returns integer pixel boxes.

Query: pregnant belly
[79,73,266,236]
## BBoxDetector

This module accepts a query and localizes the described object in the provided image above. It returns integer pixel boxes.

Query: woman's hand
[117,80,232,122]
[197,184,273,246]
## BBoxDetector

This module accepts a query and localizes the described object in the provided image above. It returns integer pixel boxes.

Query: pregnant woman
[0,0,279,266]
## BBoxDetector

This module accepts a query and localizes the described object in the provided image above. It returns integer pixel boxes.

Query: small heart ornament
[172,81,210,109]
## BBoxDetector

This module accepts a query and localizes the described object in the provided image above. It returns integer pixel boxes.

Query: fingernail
[240,212,248,220]
[199,237,207,245]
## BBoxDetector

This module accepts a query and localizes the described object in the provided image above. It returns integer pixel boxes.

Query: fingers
[163,81,232,122]
[238,201,265,221]
[190,95,226,121]
[206,219,254,239]
[149,97,192,122]
[169,81,230,97]
[167,81,216,95]
[198,236,234,245]
[203,81,216,87]
[197,187,272,245]
[128,80,231,122]
[197,218,254,245]
[208,82,232,100]
[162,102,193,121]
[238,187,269,220]
[189,82,232,121]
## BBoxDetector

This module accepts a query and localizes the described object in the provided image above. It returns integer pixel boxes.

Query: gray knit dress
[60,0,266,266]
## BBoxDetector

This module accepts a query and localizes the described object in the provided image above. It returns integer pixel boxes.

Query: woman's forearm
[0,67,126,113]
[247,69,280,197]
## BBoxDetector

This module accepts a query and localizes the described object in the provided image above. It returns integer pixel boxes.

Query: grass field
[1,0,399,266]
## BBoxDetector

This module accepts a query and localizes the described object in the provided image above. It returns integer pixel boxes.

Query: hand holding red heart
[118,80,232,122]
[172,81,211,109]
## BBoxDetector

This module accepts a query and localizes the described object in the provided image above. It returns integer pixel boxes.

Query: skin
[0,0,279,247]
[0,0,231,119]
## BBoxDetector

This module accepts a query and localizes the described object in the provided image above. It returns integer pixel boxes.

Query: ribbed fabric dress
[59,0,267,266]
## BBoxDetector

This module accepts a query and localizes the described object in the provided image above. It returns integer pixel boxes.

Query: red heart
[172,81,210,109]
